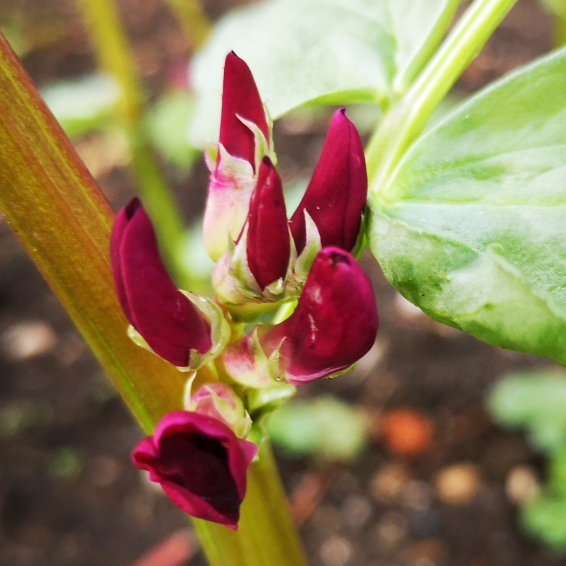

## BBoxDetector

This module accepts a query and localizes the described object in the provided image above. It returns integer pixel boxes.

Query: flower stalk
[0,32,307,565]
[77,0,188,286]
[366,0,518,203]
[162,0,211,50]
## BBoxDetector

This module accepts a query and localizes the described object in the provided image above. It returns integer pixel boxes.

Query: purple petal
[263,247,378,383]
[289,109,367,253]
[132,411,256,529]
[111,198,211,366]
[246,157,290,289]
[220,52,268,167]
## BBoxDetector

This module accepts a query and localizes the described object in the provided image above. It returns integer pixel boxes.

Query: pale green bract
[188,0,459,145]
[368,47,566,364]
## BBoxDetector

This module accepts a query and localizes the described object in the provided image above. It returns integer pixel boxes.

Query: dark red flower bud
[289,109,367,254]
[222,247,378,386]
[245,157,290,290]
[220,51,269,167]
[263,247,377,382]
[110,198,211,367]
[132,411,256,529]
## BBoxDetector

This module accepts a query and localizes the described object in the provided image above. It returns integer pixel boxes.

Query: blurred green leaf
[522,493,566,549]
[487,369,566,453]
[0,401,53,439]
[1,16,29,57]
[178,222,215,295]
[145,89,198,170]
[550,449,566,498]
[41,73,121,138]
[539,0,566,18]
[189,0,459,145]
[267,396,367,461]
[368,48,566,364]
[49,447,82,478]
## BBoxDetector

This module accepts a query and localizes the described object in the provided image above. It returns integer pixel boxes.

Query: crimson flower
[223,247,378,385]
[203,52,271,261]
[245,156,290,290]
[132,411,256,529]
[289,109,367,254]
[110,198,211,367]
[219,51,269,167]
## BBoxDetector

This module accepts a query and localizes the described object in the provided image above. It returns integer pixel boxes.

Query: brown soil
[0,1,563,565]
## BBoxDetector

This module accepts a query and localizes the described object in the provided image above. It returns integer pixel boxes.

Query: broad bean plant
[1,0,565,563]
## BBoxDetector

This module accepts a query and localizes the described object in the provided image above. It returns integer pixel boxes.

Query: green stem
[163,0,211,50]
[78,0,187,285]
[0,31,307,566]
[553,13,566,47]
[366,0,517,202]
[194,439,308,566]
[0,31,184,433]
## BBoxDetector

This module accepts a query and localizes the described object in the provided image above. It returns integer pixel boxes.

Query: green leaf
[267,395,367,461]
[522,493,566,549]
[189,0,459,145]
[41,73,121,138]
[144,89,198,170]
[539,0,566,19]
[487,369,566,453]
[368,47,566,364]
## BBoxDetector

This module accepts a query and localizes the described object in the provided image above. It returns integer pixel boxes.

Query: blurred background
[1,0,566,564]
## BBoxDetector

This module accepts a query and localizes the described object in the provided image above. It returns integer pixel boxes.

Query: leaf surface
[189,0,459,144]
[368,48,566,363]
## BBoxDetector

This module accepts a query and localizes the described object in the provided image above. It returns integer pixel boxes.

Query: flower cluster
[110,52,378,529]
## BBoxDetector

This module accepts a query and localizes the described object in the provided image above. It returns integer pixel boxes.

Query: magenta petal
[132,411,255,528]
[246,157,290,289]
[263,247,378,383]
[220,52,268,167]
[110,198,211,366]
[289,109,367,253]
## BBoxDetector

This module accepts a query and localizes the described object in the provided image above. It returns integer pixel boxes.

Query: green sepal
[212,223,294,309]
[286,210,321,295]
[247,383,296,420]
[222,325,286,388]
[184,377,253,439]
[238,113,276,168]
[178,291,231,371]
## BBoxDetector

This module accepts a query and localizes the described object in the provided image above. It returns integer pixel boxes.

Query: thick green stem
[194,440,308,566]
[78,0,187,285]
[366,0,517,202]
[0,31,183,433]
[0,31,307,566]
[553,13,566,47]
[163,0,211,50]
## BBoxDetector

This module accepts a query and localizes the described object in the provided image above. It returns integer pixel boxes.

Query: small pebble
[1,320,57,360]
[341,495,373,529]
[410,509,440,538]
[310,505,342,535]
[370,463,410,503]
[435,463,480,506]
[89,455,122,487]
[401,480,433,510]
[374,511,408,549]
[380,409,434,456]
[505,465,539,504]
[331,471,359,497]
[400,539,448,566]
[319,535,353,566]
[123,492,155,525]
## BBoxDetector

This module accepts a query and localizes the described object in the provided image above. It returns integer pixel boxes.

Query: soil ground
[0,1,564,565]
